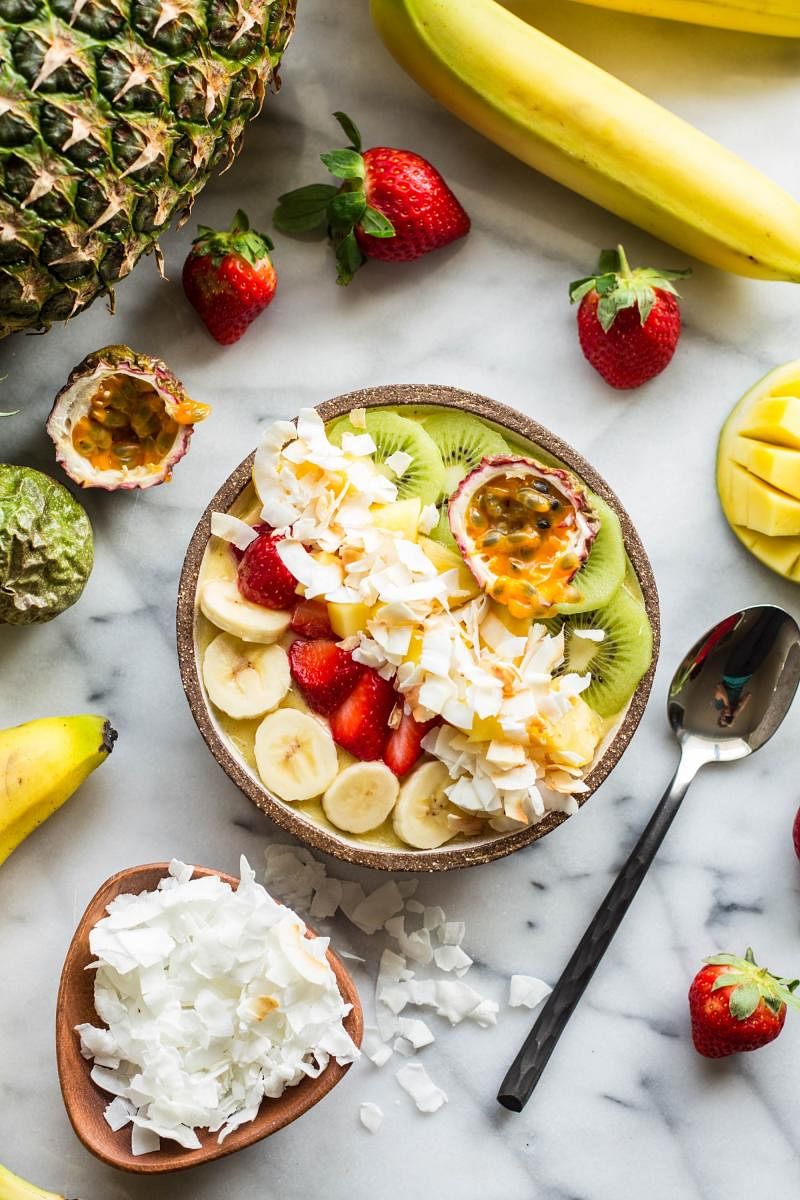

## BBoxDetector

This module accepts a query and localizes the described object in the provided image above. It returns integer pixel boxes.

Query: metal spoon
[498,605,800,1112]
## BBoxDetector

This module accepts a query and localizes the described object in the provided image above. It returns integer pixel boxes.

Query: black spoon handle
[497,749,704,1112]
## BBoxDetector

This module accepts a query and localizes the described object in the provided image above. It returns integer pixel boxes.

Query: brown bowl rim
[56,862,363,1174]
[176,384,660,871]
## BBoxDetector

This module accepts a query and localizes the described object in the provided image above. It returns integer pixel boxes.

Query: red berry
[288,639,363,716]
[793,807,800,861]
[183,210,277,346]
[290,599,334,640]
[237,531,297,610]
[231,522,271,563]
[384,711,437,777]
[688,948,799,1058]
[357,146,470,263]
[570,245,690,390]
[329,669,398,761]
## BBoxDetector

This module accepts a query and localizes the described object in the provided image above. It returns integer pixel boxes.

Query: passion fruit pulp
[449,456,599,619]
[47,346,210,491]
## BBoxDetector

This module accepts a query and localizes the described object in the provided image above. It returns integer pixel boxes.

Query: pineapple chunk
[731,436,800,500]
[371,497,421,540]
[740,395,800,449]
[539,697,604,767]
[327,601,371,638]
[418,536,463,572]
[468,715,504,743]
[489,600,529,638]
[725,463,800,536]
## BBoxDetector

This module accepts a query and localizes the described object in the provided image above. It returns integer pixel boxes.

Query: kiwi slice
[423,410,510,497]
[327,410,446,505]
[556,493,626,615]
[550,586,653,718]
[428,501,459,551]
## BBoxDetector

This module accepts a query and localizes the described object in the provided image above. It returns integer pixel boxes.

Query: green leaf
[273,184,338,234]
[635,285,656,326]
[329,190,367,227]
[333,111,362,152]
[321,149,365,181]
[598,248,621,274]
[359,206,395,238]
[335,230,364,286]
[710,972,751,992]
[704,953,743,967]
[0,410,19,418]
[729,983,760,1021]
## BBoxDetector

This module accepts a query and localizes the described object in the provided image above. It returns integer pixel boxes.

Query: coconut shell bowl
[176,385,660,872]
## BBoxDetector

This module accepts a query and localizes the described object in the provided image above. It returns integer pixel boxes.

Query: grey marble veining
[2,2,800,1197]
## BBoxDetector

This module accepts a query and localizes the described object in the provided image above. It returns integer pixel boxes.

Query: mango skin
[717,360,800,581]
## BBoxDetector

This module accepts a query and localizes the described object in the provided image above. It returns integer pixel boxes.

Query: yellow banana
[0,714,116,867]
[370,0,800,280]
[0,1163,64,1200]
[556,0,800,37]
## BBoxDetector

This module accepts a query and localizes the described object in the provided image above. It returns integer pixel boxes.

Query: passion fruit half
[448,455,600,619]
[47,345,211,491]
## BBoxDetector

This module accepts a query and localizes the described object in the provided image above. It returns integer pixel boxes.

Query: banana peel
[555,0,800,37]
[370,0,800,281]
[0,715,116,867]
[0,1163,69,1200]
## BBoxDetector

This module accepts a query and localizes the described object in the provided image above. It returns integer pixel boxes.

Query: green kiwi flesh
[550,586,653,718]
[327,411,446,505]
[422,410,510,497]
[556,493,626,615]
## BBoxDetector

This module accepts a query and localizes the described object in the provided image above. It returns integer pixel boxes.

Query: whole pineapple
[0,0,296,338]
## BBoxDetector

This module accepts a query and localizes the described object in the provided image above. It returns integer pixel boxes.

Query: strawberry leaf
[729,983,760,1021]
[569,243,690,330]
[329,190,367,227]
[333,111,363,152]
[273,183,339,234]
[335,230,364,286]
[359,206,395,238]
[710,972,752,992]
[321,149,365,181]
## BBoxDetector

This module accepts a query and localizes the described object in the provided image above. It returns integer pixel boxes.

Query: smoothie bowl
[177,385,659,870]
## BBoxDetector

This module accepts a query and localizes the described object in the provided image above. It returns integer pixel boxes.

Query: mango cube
[327,601,371,638]
[734,525,800,577]
[371,497,421,540]
[731,436,800,500]
[740,395,800,449]
[726,463,800,536]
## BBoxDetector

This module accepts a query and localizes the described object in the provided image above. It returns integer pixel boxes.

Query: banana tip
[101,721,119,755]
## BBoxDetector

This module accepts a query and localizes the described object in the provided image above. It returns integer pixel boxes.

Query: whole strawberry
[274,112,470,284]
[183,211,277,345]
[688,947,800,1058]
[793,807,800,860]
[569,246,690,389]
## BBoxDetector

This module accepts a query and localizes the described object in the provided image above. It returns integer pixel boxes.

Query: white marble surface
[3,3,800,1197]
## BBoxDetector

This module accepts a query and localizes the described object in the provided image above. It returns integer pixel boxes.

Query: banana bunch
[0,1163,66,1199]
[0,715,116,867]
[561,0,800,36]
[370,0,800,280]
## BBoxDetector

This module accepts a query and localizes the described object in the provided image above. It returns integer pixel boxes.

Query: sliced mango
[731,436,800,500]
[725,463,800,536]
[739,395,800,449]
[734,526,800,578]
[327,600,371,638]
[371,497,421,540]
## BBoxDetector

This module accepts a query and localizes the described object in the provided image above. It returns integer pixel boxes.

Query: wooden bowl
[177,384,660,872]
[56,863,363,1175]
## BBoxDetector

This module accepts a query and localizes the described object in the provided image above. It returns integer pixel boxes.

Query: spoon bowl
[55,863,363,1174]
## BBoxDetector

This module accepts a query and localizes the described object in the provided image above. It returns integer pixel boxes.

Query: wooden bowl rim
[176,384,660,871]
[55,862,363,1175]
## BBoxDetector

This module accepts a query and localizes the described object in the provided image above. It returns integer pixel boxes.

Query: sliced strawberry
[329,669,397,760]
[231,521,270,563]
[384,711,437,777]
[290,598,334,640]
[288,639,363,716]
[237,530,297,609]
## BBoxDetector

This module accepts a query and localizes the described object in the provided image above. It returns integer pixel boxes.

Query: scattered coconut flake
[396,1063,447,1113]
[342,432,377,457]
[418,503,438,535]
[470,999,500,1028]
[384,449,413,477]
[433,945,473,976]
[398,1017,435,1049]
[423,906,446,932]
[359,1102,384,1133]
[405,899,425,914]
[573,628,605,642]
[210,512,258,552]
[350,882,404,934]
[348,407,367,430]
[309,877,343,920]
[509,975,552,1009]
[437,921,466,947]
[78,858,359,1155]
[434,980,487,1025]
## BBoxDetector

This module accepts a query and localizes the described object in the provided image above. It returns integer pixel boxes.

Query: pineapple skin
[0,0,296,338]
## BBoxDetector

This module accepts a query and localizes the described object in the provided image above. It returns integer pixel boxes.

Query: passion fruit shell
[448,455,600,617]
[46,345,211,491]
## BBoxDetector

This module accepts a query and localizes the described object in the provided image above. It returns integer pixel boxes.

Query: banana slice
[200,579,291,644]
[254,709,338,802]
[323,761,399,834]
[393,760,459,850]
[203,633,290,720]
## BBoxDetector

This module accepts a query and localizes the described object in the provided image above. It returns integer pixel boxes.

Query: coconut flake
[433,945,473,976]
[509,975,552,1009]
[210,512,259,552]
[359,1101,384,1133]
[342,432,377,457]
[396,1063,447,1113]
[573,628,605,642]
[350,882,404,934]
[384,450,413,477]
